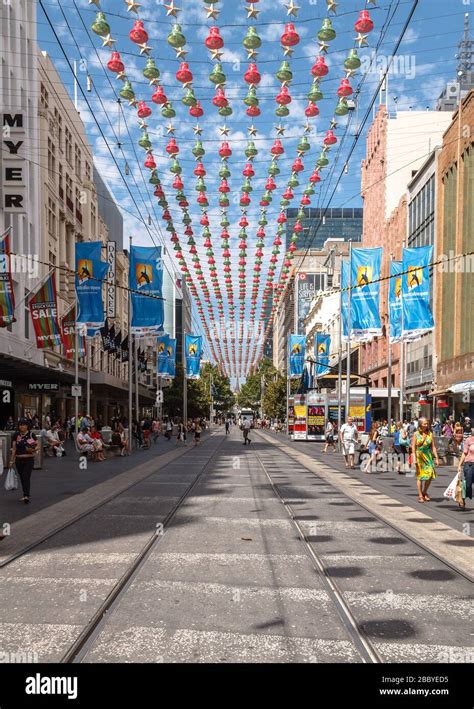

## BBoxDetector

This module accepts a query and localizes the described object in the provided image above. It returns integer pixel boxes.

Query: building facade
[285,207,362,251]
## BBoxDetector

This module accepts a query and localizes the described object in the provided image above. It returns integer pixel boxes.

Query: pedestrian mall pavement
[0,426,472,663]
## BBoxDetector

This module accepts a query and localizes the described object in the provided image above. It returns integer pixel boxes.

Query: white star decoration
[125,0,141,13]
[163,1,180,17]
[275,124,285,136]
[138,42,152,56]
[101,34,116,48]
[355,33,369,47]
[247,4,260,19]
[219,125,230,137]
[193,124,203,136]
[285,0,300,16]
[166,123,175,135]
[248,125,258,137]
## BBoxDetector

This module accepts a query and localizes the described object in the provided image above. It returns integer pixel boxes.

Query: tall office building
[285,208,363,251]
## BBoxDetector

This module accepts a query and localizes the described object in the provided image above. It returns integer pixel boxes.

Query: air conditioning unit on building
[445,81,460,103]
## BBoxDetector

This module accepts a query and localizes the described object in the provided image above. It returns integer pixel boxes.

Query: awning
[450,381,474,394]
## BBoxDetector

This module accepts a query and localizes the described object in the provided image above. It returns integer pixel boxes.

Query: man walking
[242,418,251,446]
[225,418,230,435]
[340,416,358,469]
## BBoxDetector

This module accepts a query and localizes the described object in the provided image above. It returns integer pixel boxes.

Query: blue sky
[36,0,467,379]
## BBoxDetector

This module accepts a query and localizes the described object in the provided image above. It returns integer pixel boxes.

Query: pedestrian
[4,416,15,431]
[194,419,202,446]
[225,418,230,435]
[463,417,472,439]
[340,416,358,469]
[457,431,474,509]
[412,418,440,504]
[176,420,187,446]
[362,423,379,473]
[151,418,161,443]
[433,418,442,436]
[9,418,38,504]
[442,419,454,439]
[392,421,406,474]
[165,419,173,441]
[242,418,251,446]
[323,420,336,453]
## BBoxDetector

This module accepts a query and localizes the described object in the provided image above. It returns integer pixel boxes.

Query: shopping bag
[4,467,18,491]
[0,447,3,475]
[443,473,459,501]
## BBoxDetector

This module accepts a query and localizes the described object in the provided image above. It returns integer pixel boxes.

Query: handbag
[4,467,18,491]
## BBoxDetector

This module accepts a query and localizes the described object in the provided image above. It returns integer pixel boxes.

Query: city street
[1,427,472,664]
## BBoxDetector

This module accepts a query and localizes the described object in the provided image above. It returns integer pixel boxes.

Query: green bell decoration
[218,106,232,117]
[280,200,289,209]
[275,105,290,117]
[291,233,298,242]
[220,215,230,227]
[209,63,226,85]
[192,255,199,263]
[282,266,290,274]
[173,243,181,251]
[288,174,299,188]
[344,48,361,71]
[206,249,214,258]
[297,207,305,220]
[272,247,279,255]
[119,80,135,101]
[258,217,268,226]
[158,198,167,209]
[169,158,182,175]
[335,98,349,116]
[161,103,176,118]
[166,223,174,232]
[183,214,192,225]
[276,61,293,83]
[195,177,206,192]
[304,186,315,196]
[255,257,262,264]
[149,171,160,185]
[297,135,310,152]
[219,165,230,179]
[187,236,195,245]
[143,58,160,80]
[221,239,230,249]
[175,190,185,201]
[203,227,211,239]
[244,87,259,107]
[245,141,258,159]
[268,160,280,177]
[167,24,186,48]
[243,26,261,50]
[238,266,245,273]
[307,80,323,103]
[262,190,272,202]
[242,178,253,193]
[138,131,152,151]
[317,18,336,42]
[192,141,205,159]
[219,196,230,207]
[277,224,285,235]
[317,152,329,167]
[224,257,231,266]
[239,250,246,258]
[239,229,247,239]
[182,88,197,106]
[92,12,110,36]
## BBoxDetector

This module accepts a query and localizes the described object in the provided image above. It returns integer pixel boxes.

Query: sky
[35,0,467,382]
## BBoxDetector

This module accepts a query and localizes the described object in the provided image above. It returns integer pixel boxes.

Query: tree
[237,358,280,411]
[263,373,287,421]
[163,362,234,420]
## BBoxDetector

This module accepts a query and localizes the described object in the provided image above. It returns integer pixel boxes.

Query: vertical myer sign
[106,240,116,318]
[2,113,27,213]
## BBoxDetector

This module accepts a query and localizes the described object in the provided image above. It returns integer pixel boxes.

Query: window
[91,202,96,236]
[40,83,49,109]
[24,288,29,339]
[66,175,73,211]
[58,163,64,199]
[75,188,82,223]
[65,128,72,164]
[47,198,57,237]
[75,144,82,180]
[85,161,91,182]
[47,137,56,179]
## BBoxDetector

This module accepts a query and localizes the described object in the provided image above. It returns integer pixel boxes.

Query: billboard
[295,272,325,334]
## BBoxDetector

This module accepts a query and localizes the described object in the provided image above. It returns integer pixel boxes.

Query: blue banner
[185,334,202,379]
[75,242,108,329]
[351,247,382,340]
[288,334,305,379]
[157,334,170,375]
[389,261,403,342]
[167,338,176,378]
[402,245,434,339]
[129,245,164,335]
[315,333,331,376]
[341,260,349,340]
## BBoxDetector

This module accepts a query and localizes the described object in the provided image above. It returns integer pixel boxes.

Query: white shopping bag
[443,473,459,501]
[4,467,18,491]
[0,447,3,475]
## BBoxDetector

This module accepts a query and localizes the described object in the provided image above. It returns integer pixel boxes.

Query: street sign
[155,390,163,404]
[72,385,82,397]
[106,241,116,319]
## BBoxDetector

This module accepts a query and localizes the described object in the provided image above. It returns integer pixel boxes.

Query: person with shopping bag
[9,418,38,504]
[412,418,440,504]
[456,432,474,509]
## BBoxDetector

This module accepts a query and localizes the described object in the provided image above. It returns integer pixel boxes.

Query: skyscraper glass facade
[285,208,363,250]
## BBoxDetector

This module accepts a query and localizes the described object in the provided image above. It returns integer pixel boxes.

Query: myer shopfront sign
[28,384,59,392]
[2,113,27,213]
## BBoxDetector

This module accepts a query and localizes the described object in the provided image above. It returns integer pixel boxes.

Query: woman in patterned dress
[412,418,440,503]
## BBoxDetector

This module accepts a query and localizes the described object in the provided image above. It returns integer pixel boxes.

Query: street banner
[402,245,434,339]
[108,324,117,353]
[121,335,129,363]
[157,334,170,375]
[129,245,164,335]
[341,260,349,340]
[389,260,403,342]
[167,338,176,378]
[351,247,382,340]
[99,321,109,350]
[0,231,16,327]
[29,272,62,349]
[185,334,202,379]
[75,242,108,329]
[315,333,331,376]
[62,305,85,359]
[288,334,305,379]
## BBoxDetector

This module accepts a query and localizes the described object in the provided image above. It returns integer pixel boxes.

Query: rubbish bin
[33,432,43,470]
[101,427,112,444]
[0,431,12,469]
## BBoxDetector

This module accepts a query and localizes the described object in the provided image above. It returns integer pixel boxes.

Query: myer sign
[2,113,27,213]
[28,384,59,392]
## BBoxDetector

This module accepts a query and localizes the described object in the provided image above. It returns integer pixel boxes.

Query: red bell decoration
[162,209,171,221]
[189,101,204,117]
[337,78,353,97]
[281,23,299,47]
[166,137,179,155]
[311,56,329,77]
[224,266,231,273]
[246,105,260,117]
[293,221,303,232]
[144,153,156,169]
[239,216,249,227]
[219,179,230,193]
[355,9,374,34]
[260,197,270,207]
[208,257,216,265]
[154,186,164,198]
[200,215,209,227]
[257,227,265,238]
[222,248,231,257]
[239,258,246,266]
[176,62,192,84]
[289,242,297,253]
[172,174,183,189]
[197,192,208,205]
[244,63,261,85]
[213,88,228,108]
[309,169,321,183]
[270,255,278,263]
[221,229,230,239]
[277,212,287,224]
[205,26,224,50]
[129,19,148,45]
[305,102,319,117]
[151,85,167,105]
[107,51,124,74]
[204,238,212,249]
[189,245,197,254]
[324,129,337,146]
[283,186,293,200]
[184,226,193,236]
[194,162,206,177]
[301,194,311,205]
[242,163,254,178]
[240,193,250,206]
[265,177,276,190]
[271,139,284,155]
[219,141,232,158]
[292,157,304,172]
[275,85,292,105]
[137,101,152,118]
[178,198,188,208]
